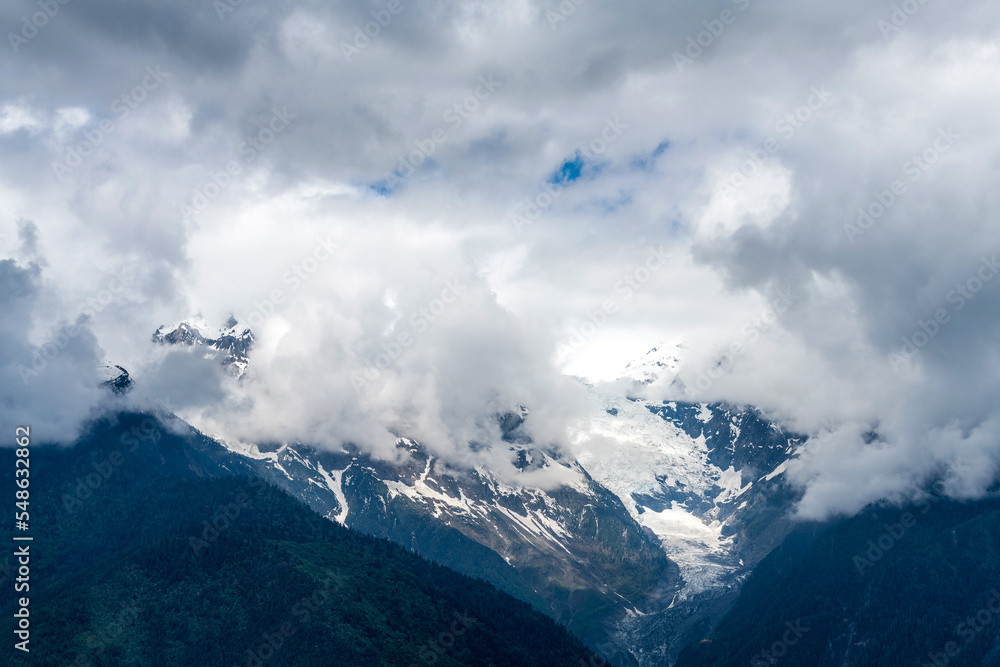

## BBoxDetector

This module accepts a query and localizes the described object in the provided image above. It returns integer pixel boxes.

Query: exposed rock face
[152,317,254,379]
[99,364,133,395]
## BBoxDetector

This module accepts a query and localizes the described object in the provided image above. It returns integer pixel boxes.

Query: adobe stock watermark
[231,579,344,667]
[673,0,753,73]
[408,612,475,666]
[180,106,297,221]
[52,65,171,181]
[189,478,266,556]
[853,489,942,576]
[241,233,340,328]
[924,589,1000,667]
[376,75,502,193]
[684,285,797,397]
[351,278,467,392]
[556,246,668,361]
[546,0,589,31]
[214,0,247,21]
[717,86,833,197]
[61,418,161,513]
[792,412,847,460]
[889,255,999,372]
[749,620,809,666]
[878,0,933,40]
[18,266,135,385]
[844,127,959,244]
[508,116,628,233]
[340,0,409,63]
[507,180,565,233]
[7,0,72,53]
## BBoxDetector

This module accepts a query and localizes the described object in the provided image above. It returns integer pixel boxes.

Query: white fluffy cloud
[2,0,999,514]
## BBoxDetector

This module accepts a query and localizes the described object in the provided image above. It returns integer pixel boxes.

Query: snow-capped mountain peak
[620,341,685,386]
[153,316,254,379]
[99,363,133,395]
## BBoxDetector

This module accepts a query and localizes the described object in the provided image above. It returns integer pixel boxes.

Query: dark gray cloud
[0,243,105,443]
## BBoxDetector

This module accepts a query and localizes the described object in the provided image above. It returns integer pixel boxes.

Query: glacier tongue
[637,505,736,597]
[567,342,807,666]
[569,386,745,598]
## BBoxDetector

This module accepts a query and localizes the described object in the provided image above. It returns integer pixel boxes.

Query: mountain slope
[97,338,806,664]
[0,416,600,666]
[564,350,805,666]
[676,495,1000,666]
[217,433,673,656]
[213,385,802,665]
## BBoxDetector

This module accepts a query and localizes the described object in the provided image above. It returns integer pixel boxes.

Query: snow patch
[696,404,713,423]
[714,466,752,504]
[637,503,737,597]
[762,458,790,482]
[317,462,351,525]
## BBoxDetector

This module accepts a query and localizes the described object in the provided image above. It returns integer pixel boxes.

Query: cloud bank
[2,0,999,514]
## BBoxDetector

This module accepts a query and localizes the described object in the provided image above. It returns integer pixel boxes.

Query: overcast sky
[1,0,998,518]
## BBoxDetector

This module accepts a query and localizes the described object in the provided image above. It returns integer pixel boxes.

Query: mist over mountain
[2,0,1000,664]
[3,0,998,519]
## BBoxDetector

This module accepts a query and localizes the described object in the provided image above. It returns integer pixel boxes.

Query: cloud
[143,214,589,482]
[683,35,1000,518]
[0,225,106,442]
[1,0,999,512]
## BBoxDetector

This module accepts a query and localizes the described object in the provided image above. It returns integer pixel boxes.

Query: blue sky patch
[549,152,585,185]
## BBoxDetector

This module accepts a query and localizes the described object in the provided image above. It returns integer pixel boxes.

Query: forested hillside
[1,416,600,666]
[677,495,1000,666]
